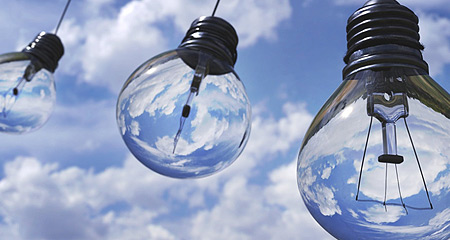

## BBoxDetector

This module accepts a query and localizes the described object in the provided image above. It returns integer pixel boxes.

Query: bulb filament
[1,64,36,117]
[173,56,209,153]
[355,80,432,212]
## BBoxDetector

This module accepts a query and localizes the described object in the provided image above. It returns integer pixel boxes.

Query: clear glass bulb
[0,52,56,133]
[297,68,449,239]
[116,48,251,178]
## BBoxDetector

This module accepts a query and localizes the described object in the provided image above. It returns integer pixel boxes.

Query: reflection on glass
[0,55,56,133]
[297,68,449,239]
[117,48,251,178]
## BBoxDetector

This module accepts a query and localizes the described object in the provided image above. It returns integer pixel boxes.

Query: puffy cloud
[190,161,333,240]
[0,0,292,93]
[0,157,107,240]
[0,155,192,239]
[246,102,312,159]
[359,205,406,224]
[103,207,176,240]
[264,161,335,239]
[55,0,292,93]
[418,13,450,76]
[0,101,329,239]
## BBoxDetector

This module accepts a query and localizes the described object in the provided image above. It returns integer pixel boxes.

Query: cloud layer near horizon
[0,102,332,240]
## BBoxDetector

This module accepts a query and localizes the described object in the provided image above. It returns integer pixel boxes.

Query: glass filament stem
[173,55,209,153]
[1,63,36,117]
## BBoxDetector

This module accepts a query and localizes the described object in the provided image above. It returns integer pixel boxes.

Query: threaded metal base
[343,0,428,78]
[178,16,238,75]
[22,32,64,73]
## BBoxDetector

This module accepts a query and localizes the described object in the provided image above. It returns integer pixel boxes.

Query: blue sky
[0,0,449,239]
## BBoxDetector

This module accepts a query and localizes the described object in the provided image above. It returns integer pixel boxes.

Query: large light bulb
[117,16,251,178]
[0,32,64,133]
[297,1,449,239]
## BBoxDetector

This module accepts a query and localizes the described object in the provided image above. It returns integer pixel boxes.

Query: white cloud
[246,102,312,159]
[216,0,292,47]
[331,0,450,78]
[418,13,450,76]
[356,208,450,239]
[0,101,329,240]
[102,207,176,240]
[190,164,333,240]
[0,157,107,240]
[264,161,336,240]
[0,155,188,239]
[333,0,450,9]
[360,205,406,224]
[0,99,124,160]
[300,167,342,216]
[130,120,140,136]
[398,0,450,10]
[55,0,292,93]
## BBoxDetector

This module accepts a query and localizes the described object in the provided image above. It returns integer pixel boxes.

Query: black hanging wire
[403,118,433,209]
[55,0,72,35]
[211,0,221,16]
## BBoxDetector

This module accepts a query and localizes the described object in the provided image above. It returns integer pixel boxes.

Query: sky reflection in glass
[117,49,251,178]
[297,73,449,240]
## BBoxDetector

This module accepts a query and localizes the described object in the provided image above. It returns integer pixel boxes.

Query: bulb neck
[343,0,428,79]
[22,32,64,73]
[178,16,238,74]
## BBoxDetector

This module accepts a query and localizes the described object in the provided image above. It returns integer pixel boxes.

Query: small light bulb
[0,32,64,134]
[297,1,449,239]
[117,16,251,178]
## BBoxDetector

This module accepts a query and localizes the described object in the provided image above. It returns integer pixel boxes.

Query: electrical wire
[395,164,408,214]
[404,118,433,209]
[356,116,373,200]
[55,0,72,35]
[212,0,221,16]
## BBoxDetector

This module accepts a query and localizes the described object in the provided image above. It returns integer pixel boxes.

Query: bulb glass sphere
[297,68,449,239]
[0,52,56,133]
[117,48,251,178]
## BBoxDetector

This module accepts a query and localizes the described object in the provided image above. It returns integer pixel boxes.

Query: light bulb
[117,16,251,178]
[297,1,449,239]
[0,32,64,133]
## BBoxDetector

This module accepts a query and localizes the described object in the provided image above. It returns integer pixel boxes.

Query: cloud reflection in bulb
[116,19,251,178]
[0,31,63,134]
[296,1,449,239]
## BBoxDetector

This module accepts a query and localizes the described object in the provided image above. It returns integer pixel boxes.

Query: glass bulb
[297,1,449,239]
[297,68,449,239]
[0,32,63,134]
[116,17,251,178]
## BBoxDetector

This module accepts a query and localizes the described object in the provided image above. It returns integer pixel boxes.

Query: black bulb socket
[22,31,64,73]
[343,0,429,79]
[178,16,238,75]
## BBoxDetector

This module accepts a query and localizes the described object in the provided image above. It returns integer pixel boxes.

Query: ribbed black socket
[343,0,429,78]
[22,32,64,73]
[178,16,238,75]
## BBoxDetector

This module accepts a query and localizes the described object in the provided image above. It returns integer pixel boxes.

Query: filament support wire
[356,116,433,212]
